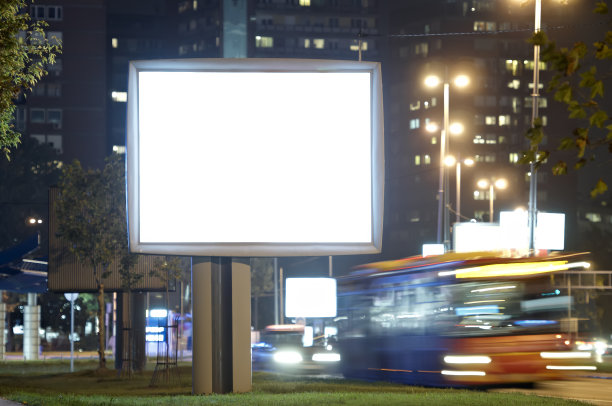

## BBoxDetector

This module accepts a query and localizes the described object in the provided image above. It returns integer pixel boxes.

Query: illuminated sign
[285,277,337,318]
[127,59,384,257]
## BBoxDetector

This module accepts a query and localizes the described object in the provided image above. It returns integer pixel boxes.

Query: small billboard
[126,58,384,257]
[285,278,337,318]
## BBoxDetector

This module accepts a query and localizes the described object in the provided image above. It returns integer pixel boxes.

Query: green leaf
[590,80,604,99]
[590,110,609,128]
[552,161,568,176]
[558,137,575,150]
[594,1,608,14]
[554,82,572,104]
[568,101,587,119]
[590,179,608,198]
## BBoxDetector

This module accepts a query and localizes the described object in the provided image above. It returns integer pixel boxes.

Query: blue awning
[0,233,47,293]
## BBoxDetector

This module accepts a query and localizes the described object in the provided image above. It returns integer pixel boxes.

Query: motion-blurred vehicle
[252,324,341,373]
[336,251,596,387]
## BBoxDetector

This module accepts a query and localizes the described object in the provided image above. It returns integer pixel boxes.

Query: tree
[1,0,61,159]
[524,1,611,197]
[55,154,126,369]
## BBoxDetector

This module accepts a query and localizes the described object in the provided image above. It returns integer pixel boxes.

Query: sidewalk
[0,399,22,406]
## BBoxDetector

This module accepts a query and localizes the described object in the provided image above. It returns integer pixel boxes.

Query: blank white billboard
[285,278,337,318]
[127,59,384,256]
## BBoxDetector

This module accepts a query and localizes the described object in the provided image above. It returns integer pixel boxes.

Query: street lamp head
[424,75,441,88]
[495,178,508,189]
[449,122,464,135]
[425,122,439,133]
[477,179,489,189]
[444,155,457,167]
[453,74,470,88]
[463,157,475,167]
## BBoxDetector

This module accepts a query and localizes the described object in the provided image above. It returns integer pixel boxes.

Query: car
[252,324,341,374]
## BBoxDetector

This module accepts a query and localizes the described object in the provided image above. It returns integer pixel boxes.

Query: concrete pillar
[192,257,251,394]
[0,292,5,360]
[23,293,40,360]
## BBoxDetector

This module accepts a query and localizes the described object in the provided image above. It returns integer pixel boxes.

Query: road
[491,376,612,405]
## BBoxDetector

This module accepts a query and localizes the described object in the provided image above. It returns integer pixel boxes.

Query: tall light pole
[477,178,508,222]
[446,155,474,224]
[425,72,469,251]
[527,0,542,254]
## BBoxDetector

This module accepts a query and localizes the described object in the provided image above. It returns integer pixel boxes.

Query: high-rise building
[380,0,607,260]
[18,0,108,170]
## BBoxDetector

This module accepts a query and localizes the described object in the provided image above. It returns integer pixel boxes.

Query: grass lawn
[0,360,594,406]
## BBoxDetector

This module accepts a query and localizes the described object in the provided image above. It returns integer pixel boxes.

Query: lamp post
[445,156,474,224]
[527,0,542,254]
[425,72,469,251]
[477,178,508,223]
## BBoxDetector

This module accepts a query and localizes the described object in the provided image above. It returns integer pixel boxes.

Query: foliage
[0,135,61,252]
[0,0,61,159]
[55,154,127,369]
[525,1,612,197]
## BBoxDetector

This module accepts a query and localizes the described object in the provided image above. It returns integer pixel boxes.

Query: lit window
[193,0,198,10]
[585,213,602,223]
[350,41,368,52]
[415,42,428,56]
[113,145,126,154]
[409,118,420,129]
[524,60,547,71]
[255,36,274,48]
[313,39,325,49]
[299,0,311,5]
[473,21,485,31]
[415,155,421,166]
[485,116,496,125]
[505,59,520,76]
[509,152,519,163]
[431,136,437,145]
[473,135,484,144]
[485,134,497,144]
[409,101,420,111]
[424,154,431,165]
[304,39,310,48]
[524,97,548,108]
[498,115,511,126]
[112,91,127,102]
[112,38,118,48]
[507,79,520,89]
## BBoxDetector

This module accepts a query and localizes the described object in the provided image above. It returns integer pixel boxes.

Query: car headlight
[312,353,341,362]
[273,351,303,364]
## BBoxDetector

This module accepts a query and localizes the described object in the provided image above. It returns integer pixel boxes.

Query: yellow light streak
[439,261,589,278]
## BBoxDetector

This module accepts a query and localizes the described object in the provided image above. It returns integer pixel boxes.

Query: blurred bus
[336,251,596,386]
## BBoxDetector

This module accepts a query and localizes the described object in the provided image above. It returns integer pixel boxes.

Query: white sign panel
[127,59,384,256]
[285,278,337,318]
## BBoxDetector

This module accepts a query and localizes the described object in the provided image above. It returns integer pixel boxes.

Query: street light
[425,71,469,251]
[522,0,544,254]
[445,156,474,224]
[477,178,508,223]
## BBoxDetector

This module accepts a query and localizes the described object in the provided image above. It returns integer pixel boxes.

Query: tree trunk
[97,283,106,369]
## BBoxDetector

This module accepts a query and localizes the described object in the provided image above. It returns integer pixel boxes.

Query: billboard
[127,59,384,256]
[285,278,337,318]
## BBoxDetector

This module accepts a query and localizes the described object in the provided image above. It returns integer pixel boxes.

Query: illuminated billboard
[127,59,384,256]
[285,278,337,318]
